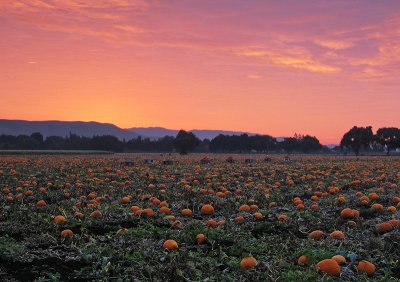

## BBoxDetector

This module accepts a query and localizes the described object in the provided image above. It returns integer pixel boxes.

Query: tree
[44,136,65,150]
[376,127,400,155]
[340,126,373,156]
[173,130,200,155]
[299,135,323,153]
[280,137,298,154]
[31,132,44,149]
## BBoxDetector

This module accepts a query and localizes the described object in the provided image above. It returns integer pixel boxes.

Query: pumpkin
[332,255,346,264]
[309,230,324,240]
[130,205,141,213]
[24,190,33,196]
[159,201,168,207]
[376,222,393,234]
[235,216,245,223]
[311,204,319,210]
[253,212,263,219]
[60,229,73,238]
[277,214,288,222]
[239,204,251,212]
[298,255,310,265]
[181,208,193,216]
[347,220,357,227]
[75,212,84,219]
[165,215,176,221]
[142,208,155,217]
[196,233,206,244]
[388,219,400,229]
[240,256,258,268]
[121,196,130,204]
[206,219,218,228]
[371,203,383,211]
[330,230,345,240]
[201,204,214,215]
[357,260,376,276]
[250,204,258,210]
[159,206,171,214]
[316,259,340,276]
[90,210,102,218]
[36,200,47,207]
[340,208,354,219]
[163,239,178,250]
[53,215,66,224]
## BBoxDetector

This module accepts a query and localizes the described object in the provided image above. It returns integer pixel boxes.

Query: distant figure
[121,161,134,167]
[226,156,234,163]
[200,157,211,164]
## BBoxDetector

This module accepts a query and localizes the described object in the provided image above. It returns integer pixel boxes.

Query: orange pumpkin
[332,255,346,264]
[163,239,178,250]
[330,230,345,240]
[357,260,376,276]
[60,229,73,238]
[201,204,214,215]
[181,208,193,216]
[36,200,47,207]
[90,210,102,218]
[240,256,258,269]
[196,233,206,244]
[298,255,310,265]
[316,259,340,276]
[53,215,66,224]
[309,230,324,240]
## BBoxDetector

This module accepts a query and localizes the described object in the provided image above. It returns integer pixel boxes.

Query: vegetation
[1,126,400,155]
[0,154,399,281]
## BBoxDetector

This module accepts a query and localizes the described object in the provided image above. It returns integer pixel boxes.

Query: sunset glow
[1,0,400,143]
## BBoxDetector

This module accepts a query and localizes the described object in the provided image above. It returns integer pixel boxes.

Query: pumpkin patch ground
[0,154,400,281]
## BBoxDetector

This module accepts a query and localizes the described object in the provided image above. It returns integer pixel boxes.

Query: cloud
[2,0,400,80]
[314,40,355,50]
[114,25,147,34]
[236,48,341,73]
[247,74,263,79]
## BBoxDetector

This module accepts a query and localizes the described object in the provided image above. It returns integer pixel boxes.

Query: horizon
[1,1,400,144]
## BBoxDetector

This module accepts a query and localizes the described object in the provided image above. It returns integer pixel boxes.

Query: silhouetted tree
[31,132,44,149]
[173,130,200,155]
[44,136,65,150]
[340,126,373,155]
[91,135,123,152]
[281,137,298,154]
[376,127,400,155]
[299,135,323,153]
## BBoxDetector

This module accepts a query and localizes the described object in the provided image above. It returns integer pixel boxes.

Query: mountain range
[127,127,258,140]
[0,119,258,141]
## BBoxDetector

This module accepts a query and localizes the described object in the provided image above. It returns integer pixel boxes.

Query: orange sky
[1,0,400,144]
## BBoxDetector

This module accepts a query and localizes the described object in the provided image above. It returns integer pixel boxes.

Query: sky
[1,0,400,144]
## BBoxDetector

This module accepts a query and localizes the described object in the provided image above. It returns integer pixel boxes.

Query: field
[1,154,400,281]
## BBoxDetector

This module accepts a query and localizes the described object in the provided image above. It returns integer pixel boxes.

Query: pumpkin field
[1,154,400,281]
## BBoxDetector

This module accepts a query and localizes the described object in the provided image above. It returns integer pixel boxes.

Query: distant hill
[0,120,337,146]
[0,119,139,140]
[128,127,258,140]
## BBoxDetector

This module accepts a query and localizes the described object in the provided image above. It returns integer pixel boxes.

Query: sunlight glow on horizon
[1,0,400,144]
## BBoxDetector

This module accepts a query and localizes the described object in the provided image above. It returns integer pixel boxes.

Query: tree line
[0,126,398,155]
[0,131,324,154]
